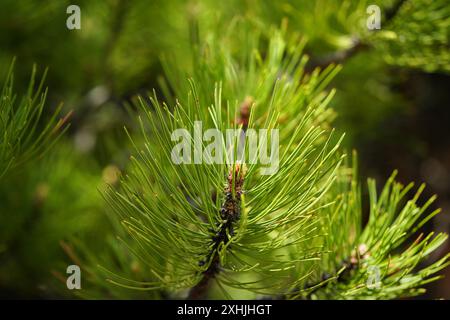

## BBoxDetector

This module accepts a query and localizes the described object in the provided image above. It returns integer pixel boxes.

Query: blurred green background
[0,0,449,299]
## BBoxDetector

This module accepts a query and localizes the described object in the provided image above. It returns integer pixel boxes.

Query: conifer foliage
[0,0,449,300]
[0,61,68,179]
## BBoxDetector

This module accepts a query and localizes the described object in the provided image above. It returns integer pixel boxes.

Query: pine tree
[0,0,449,300]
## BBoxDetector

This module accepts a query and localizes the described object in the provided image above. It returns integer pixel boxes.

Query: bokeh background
[0,0,449,299]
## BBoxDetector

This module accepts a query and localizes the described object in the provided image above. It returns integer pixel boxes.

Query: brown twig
[306,38,369,72]
[306,0,408,71]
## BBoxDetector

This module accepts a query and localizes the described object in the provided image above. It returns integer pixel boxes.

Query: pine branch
[0,60,70,179]
[305,0,422,72]
[188,164,246,299]
[95,21,347,299]
[298,165,450,300]
[306,39,368,72]
[87,16,448,300]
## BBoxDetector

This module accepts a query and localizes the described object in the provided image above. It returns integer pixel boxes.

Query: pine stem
[187,251,220,299]
[307,0,407,72]
[188,164,246,299]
